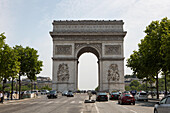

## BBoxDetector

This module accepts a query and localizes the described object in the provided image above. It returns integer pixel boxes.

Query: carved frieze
[55,45,72,55]
[75,43,102,54]
[107,64,120,81]
[57,63,69,82]
[105,45,121,55]
[53,35,124,41]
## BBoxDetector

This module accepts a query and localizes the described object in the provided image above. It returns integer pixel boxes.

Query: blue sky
[0,0,170,89]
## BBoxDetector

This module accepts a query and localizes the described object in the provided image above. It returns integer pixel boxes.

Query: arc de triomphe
[50,20,126,92]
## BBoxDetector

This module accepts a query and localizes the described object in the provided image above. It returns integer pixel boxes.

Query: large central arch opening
[77,47,100,90]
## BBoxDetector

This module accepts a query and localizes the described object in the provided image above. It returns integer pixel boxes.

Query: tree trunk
[2,78,6,103]
[165,73,167,96]
[11,78,14,100]
[156,73,159,99]
[19,73,21,100]
[31,81,33,92]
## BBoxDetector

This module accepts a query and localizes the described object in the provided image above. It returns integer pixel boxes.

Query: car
[109,92,120,100]
[91,90,97,95]
[67,91,74,97]
[41,90,49,95]
[96,92,108,101]
[135,91,148,101]
[47,90,58,99]
[62,91,68,96]
[118,93,135,105]
[154,95,170,113]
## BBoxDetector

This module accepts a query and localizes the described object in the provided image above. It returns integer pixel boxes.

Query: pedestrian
[0,91,3,103]
[7,91,10,100]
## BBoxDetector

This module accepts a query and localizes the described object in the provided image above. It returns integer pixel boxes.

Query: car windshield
[112,92,119,95]
[98,93,107,95]
[50,91,56,94]
[166,97,170,104]
[140,93,147,95]
[125,94,132,97]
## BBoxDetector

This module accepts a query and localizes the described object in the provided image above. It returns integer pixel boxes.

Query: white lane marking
[71,101,75,103]
[94,103,100,113]
[62,100,67,103]
[79,101,83,103]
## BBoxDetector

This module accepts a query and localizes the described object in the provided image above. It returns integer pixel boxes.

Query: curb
[1,96,41,104]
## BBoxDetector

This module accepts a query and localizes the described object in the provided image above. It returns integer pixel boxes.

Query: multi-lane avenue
[0,93,158,113]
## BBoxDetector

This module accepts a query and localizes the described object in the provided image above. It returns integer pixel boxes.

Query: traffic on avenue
[0,90,169,113]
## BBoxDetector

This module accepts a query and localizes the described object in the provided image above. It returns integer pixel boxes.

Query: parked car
[91,90,97,95]
[47,90,58,99]
[109,92,120,100]
[118,93,135,105]
[62,91,68,96]
[96,92,108,101]
[135,91,148,101]
[41,90,49,95]
[154,95,170,113]
[67,91,74,97]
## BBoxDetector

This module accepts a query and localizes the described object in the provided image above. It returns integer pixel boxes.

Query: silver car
[154,95,170,113]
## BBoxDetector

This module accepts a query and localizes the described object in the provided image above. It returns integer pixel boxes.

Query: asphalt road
[0,93,157,113]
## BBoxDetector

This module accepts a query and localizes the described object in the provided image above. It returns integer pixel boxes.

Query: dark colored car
[110,92,120,100]
[67,91,74,97]
[96,93,108,101]
[47,90,57,99]
[91,90,97,95]
[118,93,135,105]
[154,95,170,113]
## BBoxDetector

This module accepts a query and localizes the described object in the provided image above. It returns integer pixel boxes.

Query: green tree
[127,17,170,99]
[0,33,6,49]
[41,85,52,91]
[14,45,43,98]
[125,86,131,91]
[0,44,20,101]
[24,47,43,91]
[130,80,140,88]
[159,18,170,95]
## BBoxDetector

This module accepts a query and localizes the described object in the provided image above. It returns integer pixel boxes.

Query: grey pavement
[0,93,160,113]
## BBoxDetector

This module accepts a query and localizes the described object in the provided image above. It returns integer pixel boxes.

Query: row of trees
[125,76,170,92]
[127,17,170,99]
[0,33,43,100]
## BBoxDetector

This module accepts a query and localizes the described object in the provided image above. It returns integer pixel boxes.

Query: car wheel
[133,102,135,105]
[154,109,158,113]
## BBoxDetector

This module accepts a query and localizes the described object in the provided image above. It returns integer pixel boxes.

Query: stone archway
[76,46,100,90]
[50,20,126,92]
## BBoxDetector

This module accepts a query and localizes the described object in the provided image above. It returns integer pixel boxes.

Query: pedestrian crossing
[2,100,84,105]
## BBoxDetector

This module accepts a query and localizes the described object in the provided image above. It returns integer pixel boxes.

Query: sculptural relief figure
[107,64,120,81]
[57,63,69,81]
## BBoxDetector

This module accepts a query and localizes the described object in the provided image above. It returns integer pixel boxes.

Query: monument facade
[50,20,126,92]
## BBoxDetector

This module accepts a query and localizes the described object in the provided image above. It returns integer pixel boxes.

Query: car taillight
[112,95,114,97]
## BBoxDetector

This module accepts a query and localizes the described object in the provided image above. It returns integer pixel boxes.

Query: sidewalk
[0,95,41,104]
[148,94,165,101]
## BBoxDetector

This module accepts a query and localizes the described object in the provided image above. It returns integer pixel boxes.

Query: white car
[135,91,148,101]
[154,95,170,113]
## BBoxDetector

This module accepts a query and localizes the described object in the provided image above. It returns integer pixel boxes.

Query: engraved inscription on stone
[107,64,120,81]
[55,45,72,55]
[105,45,121,55]
[57,63,69,82]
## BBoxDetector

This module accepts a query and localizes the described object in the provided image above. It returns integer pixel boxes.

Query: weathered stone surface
[50,20,126,92]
